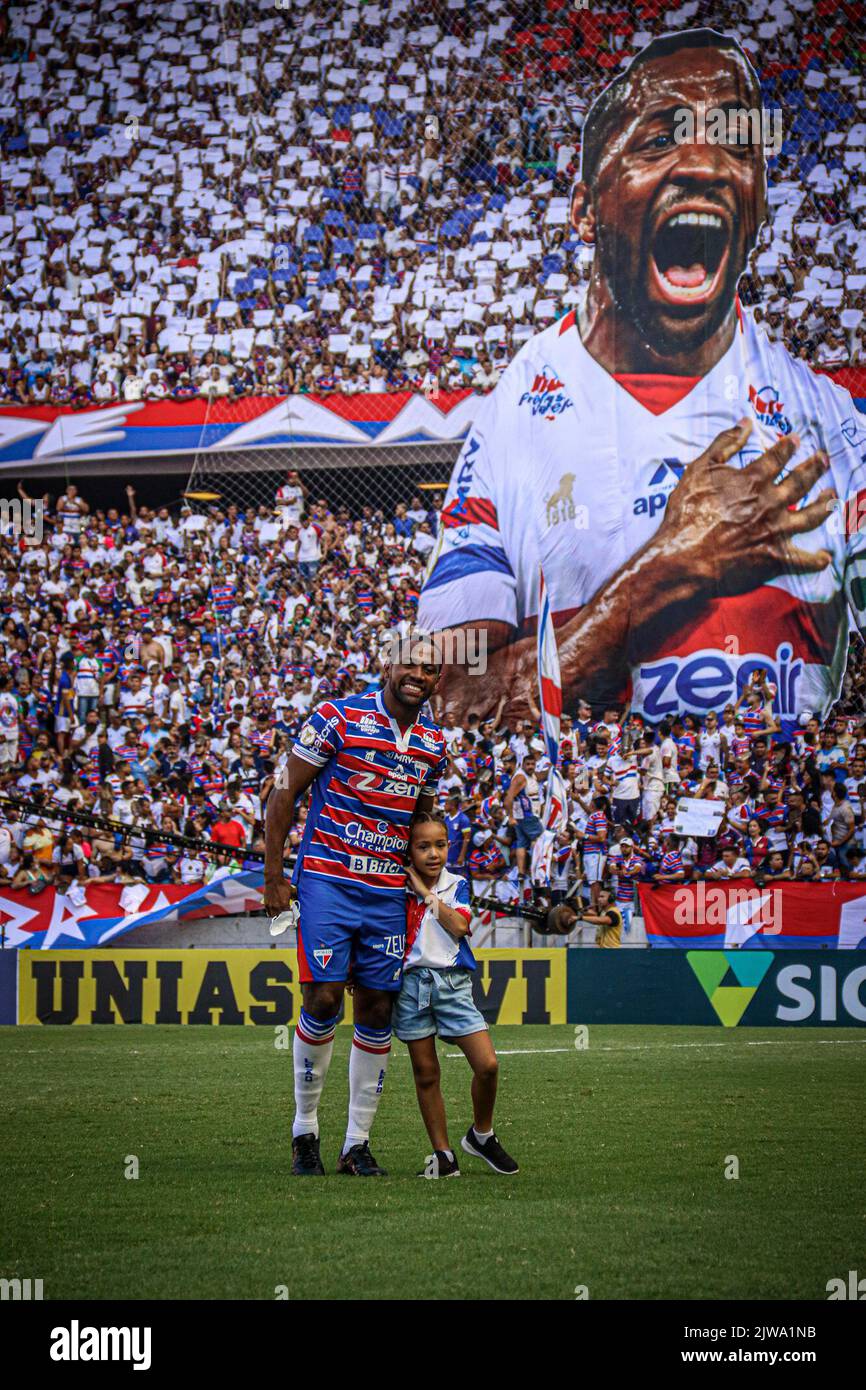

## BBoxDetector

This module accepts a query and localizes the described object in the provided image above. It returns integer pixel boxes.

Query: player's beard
[598,221,741,363]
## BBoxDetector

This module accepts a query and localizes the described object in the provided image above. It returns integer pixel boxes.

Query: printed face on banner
[419,28,862,734]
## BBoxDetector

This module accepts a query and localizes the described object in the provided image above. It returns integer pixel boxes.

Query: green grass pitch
[1,1024,863,1300]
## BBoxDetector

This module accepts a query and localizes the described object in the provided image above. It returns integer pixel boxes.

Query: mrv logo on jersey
[638,643,803,719]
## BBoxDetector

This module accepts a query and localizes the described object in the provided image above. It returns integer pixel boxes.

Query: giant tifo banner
[2,949,566,1027]
[639,880,866,951]
[0,873,266,950]
[0,389,475,467]
[418,29,866,730]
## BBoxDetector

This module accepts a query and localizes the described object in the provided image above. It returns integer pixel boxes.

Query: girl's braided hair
[411,809,448,833]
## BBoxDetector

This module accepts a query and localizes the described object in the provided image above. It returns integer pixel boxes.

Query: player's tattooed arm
[433,422,834,722]
[262,753,319,916]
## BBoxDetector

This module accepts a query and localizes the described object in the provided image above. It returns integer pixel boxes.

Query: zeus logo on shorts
[639,643,802,719]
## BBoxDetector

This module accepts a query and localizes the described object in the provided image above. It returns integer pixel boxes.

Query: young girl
[395,812,519,1178]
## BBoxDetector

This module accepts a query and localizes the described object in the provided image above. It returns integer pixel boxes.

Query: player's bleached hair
[580,27,763,187]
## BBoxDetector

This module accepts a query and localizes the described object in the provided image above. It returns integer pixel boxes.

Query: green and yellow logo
[686,951,774,1026]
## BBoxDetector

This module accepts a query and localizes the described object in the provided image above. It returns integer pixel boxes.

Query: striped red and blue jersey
[468,844,504,876]
[248,728,273,755]
[659,850,684,875]
[212,583,236,617]
[195,772,225,799]
[291,690,446,894]
[756,803,787,831]
[741,709,766,738]
[613,854,643,903]
[584,811,607,850]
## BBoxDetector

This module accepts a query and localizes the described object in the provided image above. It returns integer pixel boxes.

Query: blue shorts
[296,876,407,992]
[514,816,543,850]
[393,967,487,1042]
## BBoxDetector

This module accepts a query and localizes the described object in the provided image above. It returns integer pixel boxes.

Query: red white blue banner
[0,390,475,468]
[537,565,562,766]
[639,878,866,950]
[0,871,265,949]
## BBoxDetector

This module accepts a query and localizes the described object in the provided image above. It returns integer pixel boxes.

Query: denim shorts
[514,815,543,850]
[393,967,488,1042]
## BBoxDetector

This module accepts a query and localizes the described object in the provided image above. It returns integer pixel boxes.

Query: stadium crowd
[1,0,865,408]
[4,471,866,946]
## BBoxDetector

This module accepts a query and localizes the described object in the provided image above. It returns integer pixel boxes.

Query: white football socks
[342,1024,392,1153]
[292,1009,337,1139]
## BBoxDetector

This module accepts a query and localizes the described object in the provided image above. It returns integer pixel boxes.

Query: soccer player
[396,811,518,1178]
[420,28,861,733]
[263,635,446,1177]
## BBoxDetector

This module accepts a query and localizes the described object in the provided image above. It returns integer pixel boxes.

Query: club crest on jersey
[518,366,573,420]
[298,724,317,747]
[749,383,792,435]
[313,949,333,969]
[634,458,684,518]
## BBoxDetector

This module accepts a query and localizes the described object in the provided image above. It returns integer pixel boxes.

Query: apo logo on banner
[16,949,566,1026]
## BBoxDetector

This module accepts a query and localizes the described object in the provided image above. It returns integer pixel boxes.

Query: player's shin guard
[292,1008,338,1139]
[343,1025,392,1152]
